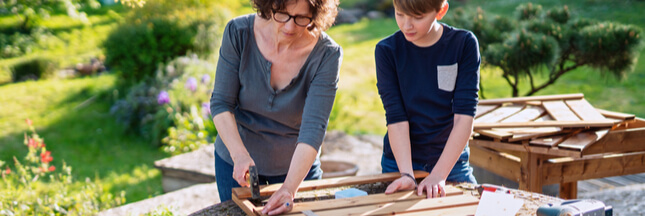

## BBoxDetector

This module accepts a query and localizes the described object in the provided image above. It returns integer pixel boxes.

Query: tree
[445,3,643,97]
[0,0,100,31]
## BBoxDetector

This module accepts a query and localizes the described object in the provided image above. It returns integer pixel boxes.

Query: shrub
[162,104,216,155]
[0,119,124,215]
[10,57,57,82]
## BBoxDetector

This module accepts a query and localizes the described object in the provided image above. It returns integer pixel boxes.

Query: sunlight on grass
[103,165,163,201]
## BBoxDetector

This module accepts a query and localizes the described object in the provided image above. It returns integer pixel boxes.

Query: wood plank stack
[473,93,637,154]
[232,171,480,216]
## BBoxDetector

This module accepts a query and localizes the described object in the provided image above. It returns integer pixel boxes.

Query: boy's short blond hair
[393,0,446,15]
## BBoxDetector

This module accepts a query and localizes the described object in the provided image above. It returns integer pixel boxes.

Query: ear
[436,2,449,20]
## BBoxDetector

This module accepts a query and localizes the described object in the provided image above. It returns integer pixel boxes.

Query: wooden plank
[542,151,645,185]
[474,105,524,123]
[581,127,645,155]
[474,120,616,129]
[379,205,478,216]
[478,93,584,105]
[530,135,567,147]
[279,189,464,214]
[506,128,568,142]
[596,108,635,120]
[469,145,521,182]
[559,182,578,199]
[475,104,500,118]
[232,195,259,216]
[501,106,546,123]
[565,99,606,121]
[286,195,479,216]
[519,152,544,193]
[612,118,645,130]
[475,129,512,140]
[233,171,429,199]
[557,129,609,151]
[470,139,582,158]
[542,100,580,121]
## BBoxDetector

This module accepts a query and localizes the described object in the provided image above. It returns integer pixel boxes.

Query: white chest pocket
[437,63,458,92]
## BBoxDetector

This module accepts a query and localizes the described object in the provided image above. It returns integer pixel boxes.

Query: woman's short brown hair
[253,0,339,32]
[393,0,446,16]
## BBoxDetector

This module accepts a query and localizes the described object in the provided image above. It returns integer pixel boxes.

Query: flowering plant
[0,119,124,215]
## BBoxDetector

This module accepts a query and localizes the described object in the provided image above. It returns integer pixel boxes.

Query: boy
[375,0,480,198]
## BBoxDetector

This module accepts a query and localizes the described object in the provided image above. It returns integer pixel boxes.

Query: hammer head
[248,165,260,200]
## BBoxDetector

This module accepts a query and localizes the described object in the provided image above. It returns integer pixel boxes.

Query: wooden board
[529,135,567,147]
[233,171,429,199]
[501,106,546,123]
[542,151,645,185]
[557,129,609,151]
[475,104,500,118]
[474,120,616,129]
[475,105,524,123]
[542,100,580,121]
[478,93,584,105]
[286,195,479,216]
[565,99,606,121]
[596,108,635,120]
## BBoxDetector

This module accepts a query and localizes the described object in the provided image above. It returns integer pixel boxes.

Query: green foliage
[447,3,644,96]
[162,105,216,155]
[0,0,101,31]
[0,120,124,215]
[103,0,229,86]
[10,56,57,82]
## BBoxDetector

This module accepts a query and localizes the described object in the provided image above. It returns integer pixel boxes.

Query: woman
[375,0,479,199]
[209,0,341,214]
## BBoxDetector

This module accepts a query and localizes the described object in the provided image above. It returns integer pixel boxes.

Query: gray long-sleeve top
[210,14,343,176]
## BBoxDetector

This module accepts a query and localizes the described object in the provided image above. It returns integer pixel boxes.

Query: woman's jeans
[215,152,323,202]
[381,146,477,184]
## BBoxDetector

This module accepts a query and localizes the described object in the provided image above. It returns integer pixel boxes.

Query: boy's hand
[417,174,446,198]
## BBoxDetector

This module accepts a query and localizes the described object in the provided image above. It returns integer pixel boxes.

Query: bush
[10,57,57,82]
[0,119,124,215]
[103,1,229,86]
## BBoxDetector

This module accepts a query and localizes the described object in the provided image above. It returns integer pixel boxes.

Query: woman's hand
[232,154,255,187]
[261,186,294,215]
[417,174,446,198]
[384,175,417,194]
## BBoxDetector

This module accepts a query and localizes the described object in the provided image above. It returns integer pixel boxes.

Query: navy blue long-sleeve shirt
[375,23,480,165]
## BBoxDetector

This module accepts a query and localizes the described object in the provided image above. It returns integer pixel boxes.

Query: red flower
[26,118,32,127]
[28,138,37,148]
[4,167,10,174]
[41,151,53,163]
[48,166,55,172]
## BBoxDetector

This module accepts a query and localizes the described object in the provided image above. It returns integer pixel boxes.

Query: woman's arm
[417,114,473,198]
[212,112,254,187]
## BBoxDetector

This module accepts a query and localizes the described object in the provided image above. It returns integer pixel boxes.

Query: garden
[0,0,643,215]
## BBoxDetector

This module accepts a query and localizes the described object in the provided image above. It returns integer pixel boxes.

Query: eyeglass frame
[272,10,313,27]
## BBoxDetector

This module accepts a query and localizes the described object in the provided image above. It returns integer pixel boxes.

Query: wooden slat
[557,129,609,151]
[233,171,429,199]
[470,139,581,158]
[475,104,500,118]
[565,99,606,120]
[582,127,645,155]
[559,182,577,199]
[280,188,464,214]
[474,105,524,123]
[469,145,521,181]
[474,120,616,129]
[529,135,566,147]
[478,93,584,105]
[232,195,259,216]
[501,106,546,123]
[287,195,479,216]
[542,151,645,185]
[475,129,512,140]
[542,100,580,121]
[394,205,478,216]
[596,108,635,120]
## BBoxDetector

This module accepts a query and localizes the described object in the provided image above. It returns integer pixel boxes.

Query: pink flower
[26,118,33,127]
[41,151,53,164]
[157,91,170,105]
[185,77,198,92]
[48,166,56,172]
[28,138,37,148]
[4,167,10,174]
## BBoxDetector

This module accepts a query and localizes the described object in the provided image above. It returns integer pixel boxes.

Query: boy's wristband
[400,172,417,186]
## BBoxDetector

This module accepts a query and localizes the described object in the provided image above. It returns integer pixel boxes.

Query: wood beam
[474,120,616,129]
[582,128,645,155]
[542,151,645,185]
[478,93,584,105]
[469,145,521,182]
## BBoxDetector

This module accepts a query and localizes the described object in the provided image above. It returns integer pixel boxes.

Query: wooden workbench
[469,93,645,199]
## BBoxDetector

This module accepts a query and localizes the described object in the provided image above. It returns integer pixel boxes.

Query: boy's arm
[417,114,473,198]
[384,121,417,194]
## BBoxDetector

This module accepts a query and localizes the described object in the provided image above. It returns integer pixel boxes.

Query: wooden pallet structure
[232,171,480,216]
[470,93,645,199]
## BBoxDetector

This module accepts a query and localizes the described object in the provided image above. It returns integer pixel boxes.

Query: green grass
[0,74,168,203]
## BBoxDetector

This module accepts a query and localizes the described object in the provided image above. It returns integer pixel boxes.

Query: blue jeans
[381,146,477,184]
[215,152,323,202]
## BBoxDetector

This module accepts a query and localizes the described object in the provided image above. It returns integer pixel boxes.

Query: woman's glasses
[272,11,313,27]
